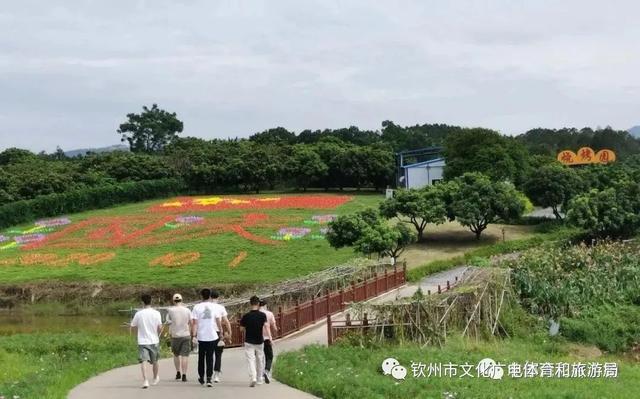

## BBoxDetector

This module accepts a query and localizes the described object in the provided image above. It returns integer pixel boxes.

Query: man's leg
[197,341,206,384]
[152,361,159,381]
[214,343,223,372]
[244,343,257,385]
[140,362,148,381]
[204,341,214,383]
[181,356,189,375]
[173,355,180,373]
[263,339,273,372]
[138,346,150,388]
[256,343,265,383]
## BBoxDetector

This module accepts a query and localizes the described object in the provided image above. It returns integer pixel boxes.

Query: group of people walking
[129,289,277,389]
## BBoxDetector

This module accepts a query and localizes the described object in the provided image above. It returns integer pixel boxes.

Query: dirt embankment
[0,281,253,309]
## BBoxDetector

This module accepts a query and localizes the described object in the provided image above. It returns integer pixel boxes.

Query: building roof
[402,157,445,168]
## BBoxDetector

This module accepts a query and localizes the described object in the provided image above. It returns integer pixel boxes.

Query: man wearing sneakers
[166,293,192,382]
[191,288,222,387]
[240,296,267,387]
[130,293,163,389]
[259,299,278,384]
[210,289,232,383]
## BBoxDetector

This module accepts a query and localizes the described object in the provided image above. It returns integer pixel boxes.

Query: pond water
[0,312,130,336]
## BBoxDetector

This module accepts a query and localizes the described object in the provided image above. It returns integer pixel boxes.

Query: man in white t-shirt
[191,288,222,387]
[211,289,232,383]
[166,293,192,382]
[259,299,278,383]
[130,293,163,389]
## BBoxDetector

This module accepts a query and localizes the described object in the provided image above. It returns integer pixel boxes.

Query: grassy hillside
[0,193,381,286]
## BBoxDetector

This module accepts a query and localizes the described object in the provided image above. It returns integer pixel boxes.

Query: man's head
[211,289,220,300]
[259,299,267,309]
[173,293,183,304]
[141,293,152,306]
[249,295,260,308]
[200,288,211,300]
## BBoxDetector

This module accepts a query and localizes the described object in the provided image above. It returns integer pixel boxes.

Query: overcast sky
[1,1,639,152]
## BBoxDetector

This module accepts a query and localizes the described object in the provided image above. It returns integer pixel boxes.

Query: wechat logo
[477,358,504,380]
[382,358,407,380]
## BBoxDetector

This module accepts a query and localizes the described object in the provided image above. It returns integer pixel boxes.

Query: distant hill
[64,144,129,157]
[629,126,640,138]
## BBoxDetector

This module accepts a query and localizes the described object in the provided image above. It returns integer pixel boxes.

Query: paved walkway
[69,267,469,399]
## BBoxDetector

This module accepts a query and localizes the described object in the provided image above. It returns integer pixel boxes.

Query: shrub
[0,178,186,229]
[561,305,640,352]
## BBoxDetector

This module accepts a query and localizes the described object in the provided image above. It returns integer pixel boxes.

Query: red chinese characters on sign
[557,148,616,166]
[577,147,594,163]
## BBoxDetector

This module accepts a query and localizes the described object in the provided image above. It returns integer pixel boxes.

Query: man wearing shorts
[130,293,163,389]
[166,293,192,382]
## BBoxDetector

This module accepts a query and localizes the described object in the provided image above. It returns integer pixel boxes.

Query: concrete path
[69,266,469,399]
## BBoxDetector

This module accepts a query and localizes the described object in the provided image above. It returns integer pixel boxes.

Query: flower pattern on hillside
[148,195,352,212]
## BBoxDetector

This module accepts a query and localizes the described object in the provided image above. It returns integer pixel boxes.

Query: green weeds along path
[0,333,134,399]
[0,194,380,286]
[275,338,640,399]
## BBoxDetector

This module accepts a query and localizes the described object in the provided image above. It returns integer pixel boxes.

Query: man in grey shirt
[166,293,192,382]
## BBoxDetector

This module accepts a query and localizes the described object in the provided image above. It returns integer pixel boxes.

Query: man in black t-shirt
[240,295,267,387]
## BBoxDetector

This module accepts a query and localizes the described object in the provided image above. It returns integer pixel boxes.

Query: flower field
[0,193,382,286]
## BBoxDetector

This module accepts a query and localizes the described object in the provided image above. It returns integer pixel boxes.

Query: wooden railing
[326,272,461,345]
[225,263,407,347]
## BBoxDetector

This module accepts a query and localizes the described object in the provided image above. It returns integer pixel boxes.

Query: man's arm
[269,313,278,336]
[223,316,232,339]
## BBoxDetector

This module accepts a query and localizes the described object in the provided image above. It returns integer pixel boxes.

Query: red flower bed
[147,195,352,213]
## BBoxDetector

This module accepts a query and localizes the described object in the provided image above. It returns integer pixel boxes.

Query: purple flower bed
[14,234,47,244]
[277,227,311,237]
[35,217,71,227]
[0,235,8,243]
[175,215,205,224]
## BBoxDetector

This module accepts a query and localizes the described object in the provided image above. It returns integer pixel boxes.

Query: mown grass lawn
[275,337,640,399]
[0,193,382,286]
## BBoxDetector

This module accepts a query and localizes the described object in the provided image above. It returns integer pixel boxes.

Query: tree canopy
[117,104,184,153]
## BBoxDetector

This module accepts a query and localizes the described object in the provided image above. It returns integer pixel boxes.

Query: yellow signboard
[557,147,616,166]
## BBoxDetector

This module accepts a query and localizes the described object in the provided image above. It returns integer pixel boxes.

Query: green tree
[523,164,583,219]
[379,187,447,241]
[289,145,328,191]
[450,173,525,239]
[566,183,640,238]
[444,128,530,184]
[117,104,183,153]
[326,210,416,262]
[249,127,297,145]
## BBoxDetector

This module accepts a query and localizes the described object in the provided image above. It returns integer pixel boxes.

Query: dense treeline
[2,108,640,224]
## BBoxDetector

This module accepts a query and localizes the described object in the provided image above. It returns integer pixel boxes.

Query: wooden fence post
[339,288,344,310]
[346,312,351,326]
[295,300,301,331]
[383,268,388,291]
[447,280,450,291]
[277,306,283,338]
[326,313,333,345]
[438,285,441,294]
[351,281,356,301]
[373,272,378,296]
[325,289,330,315]
[311,296,316,323]
[402,260,407,283]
